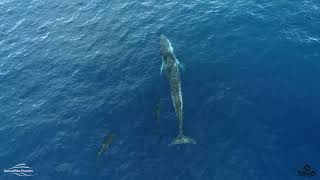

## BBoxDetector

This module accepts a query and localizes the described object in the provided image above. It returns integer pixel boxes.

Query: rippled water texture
[0,0,320,179]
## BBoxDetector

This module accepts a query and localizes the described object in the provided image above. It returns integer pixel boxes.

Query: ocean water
[1,0,320,179]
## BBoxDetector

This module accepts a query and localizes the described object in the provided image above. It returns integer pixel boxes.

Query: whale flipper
[176,59,185,71]
[160,60,164,75]
[169,133,196,146]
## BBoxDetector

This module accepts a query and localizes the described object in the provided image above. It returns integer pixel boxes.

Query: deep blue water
[1,0,320,179]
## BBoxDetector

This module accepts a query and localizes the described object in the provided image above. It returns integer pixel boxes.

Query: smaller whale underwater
[96,132,116,161]
[159,34,196,146]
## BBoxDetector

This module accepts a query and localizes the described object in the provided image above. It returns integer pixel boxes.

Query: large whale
[160,34,196,146]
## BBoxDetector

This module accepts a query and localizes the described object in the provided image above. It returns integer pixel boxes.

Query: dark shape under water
[155,99,161,123]
[304,164,312,171]
[297,164,317,177]
[96,132,116,161]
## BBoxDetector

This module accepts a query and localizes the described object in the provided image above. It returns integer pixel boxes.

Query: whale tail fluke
[169,133,196,146]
